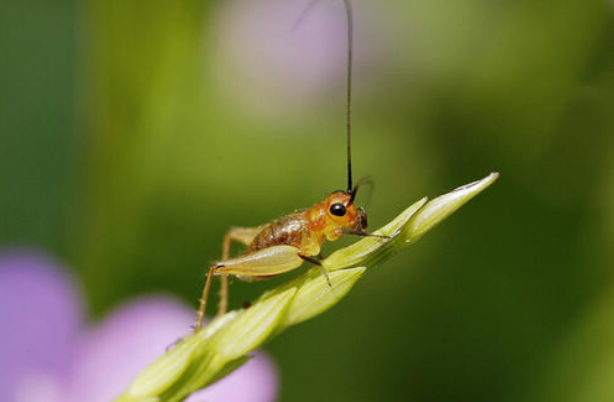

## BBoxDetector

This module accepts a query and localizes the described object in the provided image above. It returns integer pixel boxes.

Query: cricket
[194,0,383,332]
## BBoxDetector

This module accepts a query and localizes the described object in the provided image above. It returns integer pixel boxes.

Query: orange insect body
[247,192,362,258]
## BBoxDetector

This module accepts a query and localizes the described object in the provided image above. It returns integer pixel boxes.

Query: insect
[194,0,385,332]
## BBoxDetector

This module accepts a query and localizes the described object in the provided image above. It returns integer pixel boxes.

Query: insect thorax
[247,212,320,255]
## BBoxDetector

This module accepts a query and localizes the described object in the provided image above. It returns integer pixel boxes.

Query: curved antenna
[350,175,374,204]
[293,0,354,193]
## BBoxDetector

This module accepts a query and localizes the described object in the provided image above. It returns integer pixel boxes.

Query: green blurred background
[1,0,613,400]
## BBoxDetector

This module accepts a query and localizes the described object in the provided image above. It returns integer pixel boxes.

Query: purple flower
[209,0,383,116]
[0,249,278,402]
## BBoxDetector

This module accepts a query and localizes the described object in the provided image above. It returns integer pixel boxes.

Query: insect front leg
[194,245,304,332]
[298,254,332,288]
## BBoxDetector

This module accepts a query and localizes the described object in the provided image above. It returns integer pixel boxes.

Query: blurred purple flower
[0,250,278,402]
[210,0,383,116]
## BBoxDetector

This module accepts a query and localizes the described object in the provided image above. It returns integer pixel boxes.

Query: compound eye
[329,203,347,217]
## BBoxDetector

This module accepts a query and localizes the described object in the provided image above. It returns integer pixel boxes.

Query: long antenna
[293,0,354,192]
[343,0,353,193]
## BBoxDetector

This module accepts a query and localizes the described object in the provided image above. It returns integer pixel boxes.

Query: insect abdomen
[247,212,310,253]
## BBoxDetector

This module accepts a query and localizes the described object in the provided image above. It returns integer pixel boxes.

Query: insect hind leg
[217,225,266,318]
[194,263,224,333]
[195,244,303,332]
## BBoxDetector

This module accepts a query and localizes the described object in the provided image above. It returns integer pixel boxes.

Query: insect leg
[216,245,304,277]
[341,228,390,239]
[195,262,223,332]
[194,245,303,332]
[299,254,332,288]
[218,226,266,316]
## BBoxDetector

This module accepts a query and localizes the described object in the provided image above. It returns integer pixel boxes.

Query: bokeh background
[1,0,613,400]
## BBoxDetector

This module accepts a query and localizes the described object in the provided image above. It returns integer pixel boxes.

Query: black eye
[330,203,346,217]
